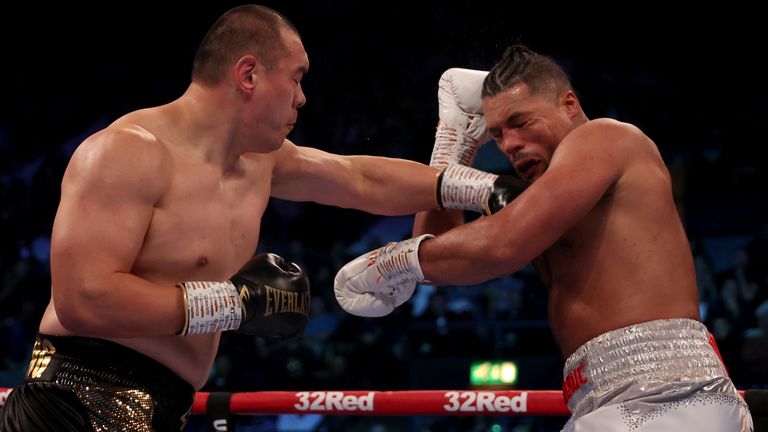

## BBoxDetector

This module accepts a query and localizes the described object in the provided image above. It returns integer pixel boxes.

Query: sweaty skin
[414,83,699,358]
[42,28,439,389]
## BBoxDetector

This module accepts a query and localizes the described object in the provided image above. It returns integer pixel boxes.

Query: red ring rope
[0,388,752,416]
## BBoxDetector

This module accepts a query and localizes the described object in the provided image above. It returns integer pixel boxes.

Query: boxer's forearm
[345,156,441,215]
[412,209,464,237]
[417,215,530,285]
[53,273,185,338]
[272,146,441,215]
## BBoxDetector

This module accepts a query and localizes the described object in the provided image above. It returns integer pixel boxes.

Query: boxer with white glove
[431,68,491,168]
[334,234,433,317]
[431,68,527,216]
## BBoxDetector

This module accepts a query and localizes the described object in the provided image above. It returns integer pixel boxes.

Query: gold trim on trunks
[26,337,55,379]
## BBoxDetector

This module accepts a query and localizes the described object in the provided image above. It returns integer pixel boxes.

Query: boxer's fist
[431,68,490,168]
[231,253,310,338]
[334,235,433,317]
[179,253,310,339]
[437,165,527,215]
[487,175,528,215]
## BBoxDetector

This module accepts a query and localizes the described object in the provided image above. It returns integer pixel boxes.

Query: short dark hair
[191,5,300,85]
[482,44,572,100]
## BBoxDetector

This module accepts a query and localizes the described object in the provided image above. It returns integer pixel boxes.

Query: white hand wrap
[430,68,490,168]
[334,234,434,317]
[438,164,499,214]
[178,281,242,335]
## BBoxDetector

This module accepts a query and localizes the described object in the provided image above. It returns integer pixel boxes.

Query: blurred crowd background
[1,3,766,431]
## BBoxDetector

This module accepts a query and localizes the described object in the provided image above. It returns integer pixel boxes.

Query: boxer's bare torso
[417,83,700,359]
[531,120,700,357]
[41,106,278,388]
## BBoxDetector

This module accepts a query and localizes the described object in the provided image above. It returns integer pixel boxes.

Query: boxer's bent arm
[51,128,183,338]
[271,141,440,215]
[417,121,632,284]
[412,209,465,237]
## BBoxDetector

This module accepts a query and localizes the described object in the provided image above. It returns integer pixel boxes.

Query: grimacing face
[484,83,574,182]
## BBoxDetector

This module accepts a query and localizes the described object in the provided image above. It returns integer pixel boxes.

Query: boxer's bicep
[271,142,356,204]
[51,131,168,326]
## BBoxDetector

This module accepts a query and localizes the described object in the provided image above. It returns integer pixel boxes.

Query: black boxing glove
[437,164,527,215]
[486,175,528,215]
[178,253,310,339]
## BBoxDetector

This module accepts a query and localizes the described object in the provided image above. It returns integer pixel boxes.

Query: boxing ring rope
[195,390,567,416]
[0,388,761,416]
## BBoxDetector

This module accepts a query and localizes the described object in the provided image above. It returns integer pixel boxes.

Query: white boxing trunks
[561,318,753,432]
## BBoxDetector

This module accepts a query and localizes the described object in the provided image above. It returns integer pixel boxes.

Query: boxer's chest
[132,160,272,282]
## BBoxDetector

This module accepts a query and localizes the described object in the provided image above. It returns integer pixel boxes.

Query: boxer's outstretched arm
[51,128,185,338]
[270,140,440,215]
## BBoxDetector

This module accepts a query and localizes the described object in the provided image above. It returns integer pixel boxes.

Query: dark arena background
[1,2,766,431]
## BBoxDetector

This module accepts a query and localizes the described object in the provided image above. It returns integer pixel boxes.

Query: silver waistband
[563,318,735,417]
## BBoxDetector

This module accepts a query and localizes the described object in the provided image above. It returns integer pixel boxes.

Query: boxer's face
[249,28,309,150]
[485,83,574,182]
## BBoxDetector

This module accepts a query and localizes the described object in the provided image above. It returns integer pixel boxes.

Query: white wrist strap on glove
[334,234,434,318]
[437,164,498,214]
[178,281,242,335]
[373,234,434,296]
[430,115,487,168]
[430,68,490,168]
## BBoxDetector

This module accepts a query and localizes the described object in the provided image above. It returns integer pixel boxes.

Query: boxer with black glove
[178,253,310,338]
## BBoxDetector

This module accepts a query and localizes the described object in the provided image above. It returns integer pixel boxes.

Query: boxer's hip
[2,333,194,431]
[561,318,750,429]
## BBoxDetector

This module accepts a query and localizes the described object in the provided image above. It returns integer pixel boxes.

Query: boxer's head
[482,45,585,182]
[192,5,308,150]
[192,5,301,85]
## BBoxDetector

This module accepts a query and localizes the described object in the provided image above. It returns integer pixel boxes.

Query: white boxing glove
[334,234,434,317]
[430,68,490,168]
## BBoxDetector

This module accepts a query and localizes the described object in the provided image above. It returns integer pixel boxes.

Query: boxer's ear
[234,55,261,93]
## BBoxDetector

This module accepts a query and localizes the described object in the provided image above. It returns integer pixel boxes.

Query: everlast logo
[239,285,250,318]
[263,285,309,317]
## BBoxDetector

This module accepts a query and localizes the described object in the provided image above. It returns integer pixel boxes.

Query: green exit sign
[470,360,518,386]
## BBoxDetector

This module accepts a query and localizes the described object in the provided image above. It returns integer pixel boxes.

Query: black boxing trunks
[560,318,753,432]
[0,333,194,431]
